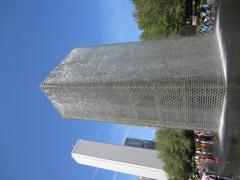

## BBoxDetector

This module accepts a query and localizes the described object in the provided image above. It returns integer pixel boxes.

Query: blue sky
[0,0,155,180]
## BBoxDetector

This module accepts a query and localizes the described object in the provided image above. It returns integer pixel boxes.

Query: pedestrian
[196,150,213,156]
[206,156,220,164]
[197,134,216,142]
[196,138,214,144]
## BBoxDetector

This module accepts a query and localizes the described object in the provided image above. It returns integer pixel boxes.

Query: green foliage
[178,25,195,36]
[200,0,207,4]
[155,128,193,180]
[132,0,191,40]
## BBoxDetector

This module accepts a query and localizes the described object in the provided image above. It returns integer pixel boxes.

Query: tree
[155,128,193,180]
[132,0,191,40]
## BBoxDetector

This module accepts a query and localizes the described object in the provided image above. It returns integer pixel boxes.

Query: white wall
[72,140,168,180]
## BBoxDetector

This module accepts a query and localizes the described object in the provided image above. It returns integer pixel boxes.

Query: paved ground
[216,0,240,178]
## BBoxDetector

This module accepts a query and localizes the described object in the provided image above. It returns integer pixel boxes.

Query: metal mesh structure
[41,34,226,131]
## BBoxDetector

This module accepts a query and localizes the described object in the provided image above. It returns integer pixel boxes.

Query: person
[207,0,216,6]
[199,25,213,33]
[196,150,213,156]
[196,143,211,149]
[195,154,217,161]
[197,134,216,142]
[201,172,215,180]
[204,16,210,22]
[200,3,213,10]
[202,3,210,8]
[200,12,207,18]
[196,138,214,144]
[203,16,215,26]
[194,130,213,136]
[195,158,207,172]
[206,156,220,164]
[194,129,201,135]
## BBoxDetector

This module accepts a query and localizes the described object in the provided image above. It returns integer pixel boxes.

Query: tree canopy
[132,0,192,40]
[155,128,194,180]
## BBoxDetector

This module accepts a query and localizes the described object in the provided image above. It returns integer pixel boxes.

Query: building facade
[41,35,226,131]
[124,137,156,150]
[72,140,167,180]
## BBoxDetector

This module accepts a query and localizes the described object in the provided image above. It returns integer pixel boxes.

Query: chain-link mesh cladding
[41,34,226,131]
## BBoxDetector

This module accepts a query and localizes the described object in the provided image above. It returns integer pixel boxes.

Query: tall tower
[71,140,167,180]
[41,34,226,131]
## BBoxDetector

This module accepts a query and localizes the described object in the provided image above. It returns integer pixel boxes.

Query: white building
[71,140,168,180]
